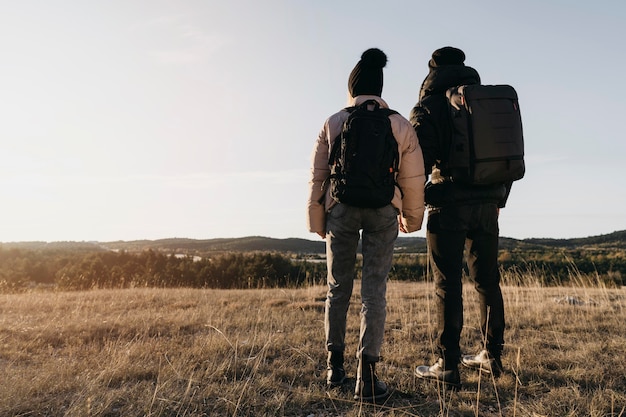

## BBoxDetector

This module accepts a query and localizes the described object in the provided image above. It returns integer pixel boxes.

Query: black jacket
[409,63,511,208]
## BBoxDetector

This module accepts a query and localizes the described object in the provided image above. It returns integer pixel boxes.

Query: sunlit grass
[0,276,624,416]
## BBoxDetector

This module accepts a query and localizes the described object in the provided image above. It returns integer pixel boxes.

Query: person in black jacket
[410,47,509,388]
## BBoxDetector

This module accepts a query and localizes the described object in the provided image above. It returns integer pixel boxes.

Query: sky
[1,0,625,243]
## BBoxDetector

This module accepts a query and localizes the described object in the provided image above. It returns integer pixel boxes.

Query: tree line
[0,246,623,292]
[497,248,626,286]
[0,248,327,291]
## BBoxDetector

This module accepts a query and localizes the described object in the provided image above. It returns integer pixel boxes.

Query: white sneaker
[414,358,461,389]
[461,350,502,377]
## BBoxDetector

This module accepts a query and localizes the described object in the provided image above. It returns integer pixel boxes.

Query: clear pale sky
[1,1,625,243]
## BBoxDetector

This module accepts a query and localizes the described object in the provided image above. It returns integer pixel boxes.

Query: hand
[398,219,408,234]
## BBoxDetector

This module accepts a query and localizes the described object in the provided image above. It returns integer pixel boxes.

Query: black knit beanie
[348,48,387,97]
[429,46,466,68]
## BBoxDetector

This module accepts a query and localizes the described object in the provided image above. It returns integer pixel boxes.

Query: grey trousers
[324,203,399,359]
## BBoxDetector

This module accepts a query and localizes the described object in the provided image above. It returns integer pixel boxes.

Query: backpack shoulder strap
[380,108,399,117]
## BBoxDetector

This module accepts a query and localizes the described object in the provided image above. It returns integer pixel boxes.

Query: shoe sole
[353,391,390,403]
[461,361,502,377]
[461,361,493,374]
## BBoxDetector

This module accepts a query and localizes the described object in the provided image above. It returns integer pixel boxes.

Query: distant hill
[100,236,328,254]
[522,230,626,249]
[2,230,625,255]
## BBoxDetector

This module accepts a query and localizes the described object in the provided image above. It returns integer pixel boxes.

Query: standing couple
[306,46,512,403]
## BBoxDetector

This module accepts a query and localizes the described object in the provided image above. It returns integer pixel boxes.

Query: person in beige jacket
[306,48,425,403]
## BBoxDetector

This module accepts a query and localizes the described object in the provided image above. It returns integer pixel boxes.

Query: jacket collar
[348,95,390,109]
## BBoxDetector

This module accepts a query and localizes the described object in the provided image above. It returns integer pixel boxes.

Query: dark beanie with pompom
[348,48,387,97]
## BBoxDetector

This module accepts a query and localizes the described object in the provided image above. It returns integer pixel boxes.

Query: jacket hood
[418,65,481,101]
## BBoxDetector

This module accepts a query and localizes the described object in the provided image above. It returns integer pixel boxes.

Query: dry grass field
[0,277,625,416]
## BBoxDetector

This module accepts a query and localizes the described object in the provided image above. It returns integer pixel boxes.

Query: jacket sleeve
[393,115,425,233]
[306,121,331,234]
[409,98,443,177]
[498,182,513,208]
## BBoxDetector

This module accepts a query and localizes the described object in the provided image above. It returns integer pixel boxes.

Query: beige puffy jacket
[307,95,425,235]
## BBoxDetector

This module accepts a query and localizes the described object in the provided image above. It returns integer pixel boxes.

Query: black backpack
[327,100,400,208]
[445,84,525,185]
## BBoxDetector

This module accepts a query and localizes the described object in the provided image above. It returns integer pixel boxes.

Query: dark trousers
[427,203,505,365]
